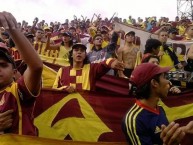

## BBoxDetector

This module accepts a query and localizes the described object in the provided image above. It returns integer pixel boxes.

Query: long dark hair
[61,39,73,47]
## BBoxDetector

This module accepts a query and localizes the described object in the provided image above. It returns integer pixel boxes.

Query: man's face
[93,36,103,46]
[125,34,135,43]
[1,34,8,40]
[35,30,44,39]
[159,32,168,43]
[153,46,160,55]
[69,29,76,36]
[101,33,108,40]
[63,24,68,29]
[62,35,71,43]
[154,73,170,99]
[72,47,86,63]
[169,32,176,40]
[0,59,16,89]
[187,26,193,36]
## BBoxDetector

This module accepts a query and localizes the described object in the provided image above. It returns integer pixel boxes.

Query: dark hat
[72,43,87,50]
[125,31,135,37]
[62,31,72,37]
[0,42,16,68]
[168,29,178,34]
[24,32,34,38]
[1,32,9,37]
[130,63,171,88]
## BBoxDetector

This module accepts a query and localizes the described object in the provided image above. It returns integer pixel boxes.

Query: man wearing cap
[122,63,173,145]
[0,11,43,135]
[53,43,124,93]
[117,31,139,78]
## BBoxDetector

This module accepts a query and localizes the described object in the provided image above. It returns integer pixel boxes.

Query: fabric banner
[1,134,127,145]
[12,60,193,144]
[34,90,131,142]
[33,87,193,144]
[167,40,193,61]
[33,42,70,66]
[33,66,193,144]
[40,54,70,66]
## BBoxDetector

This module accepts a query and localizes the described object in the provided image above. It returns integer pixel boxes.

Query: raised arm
[30,17,39,34]
[45,32,60,51]
[0,11,43,95]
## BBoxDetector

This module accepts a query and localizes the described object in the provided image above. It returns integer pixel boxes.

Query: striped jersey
[53,58,114,91]
[0,77,39,135]
[122,100,169,145]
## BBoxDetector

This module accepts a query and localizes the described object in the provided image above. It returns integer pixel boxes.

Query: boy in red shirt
[0,11,43,136]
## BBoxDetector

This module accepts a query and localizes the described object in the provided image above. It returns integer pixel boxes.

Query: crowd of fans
[1,11,193,145]
[0,14,193,69]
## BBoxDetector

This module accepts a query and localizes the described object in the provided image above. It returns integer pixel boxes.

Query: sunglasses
[95,38,103,40]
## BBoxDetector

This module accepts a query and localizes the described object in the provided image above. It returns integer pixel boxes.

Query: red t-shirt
[0,77,39,136]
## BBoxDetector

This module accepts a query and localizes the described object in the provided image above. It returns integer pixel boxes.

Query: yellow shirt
[177,25,186,36]
[33,41,46,55]
[159,46,176,71]
[58,45,71,61]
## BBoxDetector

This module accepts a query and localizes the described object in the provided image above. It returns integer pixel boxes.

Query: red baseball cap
[130,63,171,88]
